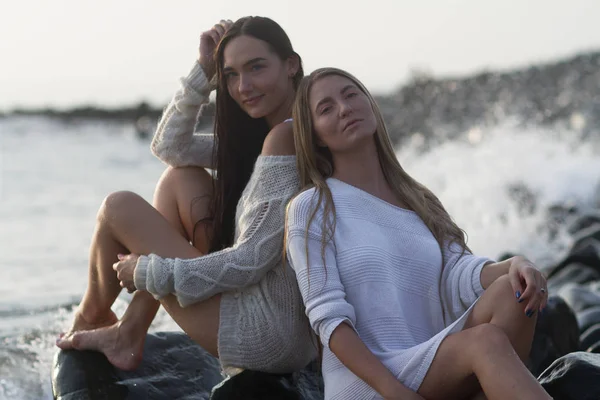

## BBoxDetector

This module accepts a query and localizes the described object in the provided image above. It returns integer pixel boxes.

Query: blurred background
[1,0,600,398]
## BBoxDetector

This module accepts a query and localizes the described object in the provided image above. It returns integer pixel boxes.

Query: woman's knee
[98,191,145,221]
[155,166,213,199]
[487,274,514,299]
[98,190,146,217]
[469,323,512,355]
[486,274,531,316]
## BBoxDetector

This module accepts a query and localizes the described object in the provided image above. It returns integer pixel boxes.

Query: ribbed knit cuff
[187,61,213,95]
[472,258,495,296]
[134,255,150,292]
[217,293,242,374]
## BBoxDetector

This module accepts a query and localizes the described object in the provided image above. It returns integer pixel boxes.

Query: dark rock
[580,323,600,351]
[52,331,323,400]
[547,236,600,280]
[210,371,300,400]
[556,283,600,313]
[53,332,223,400]
[210,363,323,400]
[52,349,128,400]
[538,352,600,400]
[547,263,600,292]
[568,213,600,235]
[529,296,580,376]
[588,341,600,353]
[576,306,600,333]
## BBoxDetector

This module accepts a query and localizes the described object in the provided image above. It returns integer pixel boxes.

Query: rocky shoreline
[4,50,599,145]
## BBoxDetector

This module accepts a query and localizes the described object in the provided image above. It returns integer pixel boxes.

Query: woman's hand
[508,256,548,315]
[113,253,140,293]
[198,19,233,80]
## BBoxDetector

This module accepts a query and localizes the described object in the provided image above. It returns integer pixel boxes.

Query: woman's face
[308,74,377,154]
[223,35,296,119]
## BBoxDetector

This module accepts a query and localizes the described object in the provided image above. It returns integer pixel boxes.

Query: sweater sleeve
[134,156,299,307]
[150,61,215,168]
[440,241,494,322]
[286,190,358,349]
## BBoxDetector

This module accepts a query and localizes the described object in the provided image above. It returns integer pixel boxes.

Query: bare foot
[56,309,146,371]
[56,314,146,371]
[57,308,119,345]
[57,320,146,371]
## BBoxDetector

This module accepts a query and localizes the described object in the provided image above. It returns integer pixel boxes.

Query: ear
[286,54,300,78]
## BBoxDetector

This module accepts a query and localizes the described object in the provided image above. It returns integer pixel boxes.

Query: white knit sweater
[286,178,493,399]
[134,61,317,373]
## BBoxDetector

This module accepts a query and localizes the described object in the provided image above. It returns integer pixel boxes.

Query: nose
[238,73,253,94]
[339,99,353,118]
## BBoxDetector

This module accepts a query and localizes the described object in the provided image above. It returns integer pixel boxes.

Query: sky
[1,0,599,110]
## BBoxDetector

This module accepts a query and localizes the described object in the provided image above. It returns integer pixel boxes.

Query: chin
[243,106,270,120]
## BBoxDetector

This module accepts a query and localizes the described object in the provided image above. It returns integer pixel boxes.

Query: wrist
[378,378,407,399]
[197,58,215,81]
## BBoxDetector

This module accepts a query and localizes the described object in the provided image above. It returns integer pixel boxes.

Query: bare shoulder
[261,121,295,156]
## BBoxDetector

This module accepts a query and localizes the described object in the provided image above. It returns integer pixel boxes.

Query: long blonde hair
[287,67,469,273]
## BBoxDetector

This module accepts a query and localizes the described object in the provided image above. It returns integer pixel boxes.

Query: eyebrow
[223,57,267,73]
[314,84,358,110]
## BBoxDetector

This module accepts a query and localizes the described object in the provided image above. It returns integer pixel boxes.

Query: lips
[242,94,264,106]
[343,118,363,131]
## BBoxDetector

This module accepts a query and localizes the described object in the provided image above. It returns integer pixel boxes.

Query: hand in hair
[198,19,233,79]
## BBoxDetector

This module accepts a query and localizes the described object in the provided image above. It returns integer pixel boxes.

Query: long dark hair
[204,16,304,251]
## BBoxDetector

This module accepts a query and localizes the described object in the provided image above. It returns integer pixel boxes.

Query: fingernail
[518,297,524,303]
[117,254,124,260]
[526,309,536,318]
[515,291,521,299]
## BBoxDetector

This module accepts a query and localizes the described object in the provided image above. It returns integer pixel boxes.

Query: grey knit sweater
[134,61,317,374]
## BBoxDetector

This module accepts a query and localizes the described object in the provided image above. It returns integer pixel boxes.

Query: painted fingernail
[526,309,536,318]
[515,291,521,299]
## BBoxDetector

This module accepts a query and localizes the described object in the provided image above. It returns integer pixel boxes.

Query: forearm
[480,258,511,289]
[151,61,215,168]
[329,323,415,399]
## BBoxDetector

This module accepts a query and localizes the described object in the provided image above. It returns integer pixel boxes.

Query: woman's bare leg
[417,276,550,400]
[153,166,214,252]
[57,168,219,370]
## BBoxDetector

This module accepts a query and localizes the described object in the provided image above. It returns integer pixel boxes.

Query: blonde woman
[285,68,551,400]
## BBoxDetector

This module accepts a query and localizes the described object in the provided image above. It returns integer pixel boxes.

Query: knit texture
[150,61,215,168]
[286,178,493,399]
[135,156,301,305]
[137,64,317,373]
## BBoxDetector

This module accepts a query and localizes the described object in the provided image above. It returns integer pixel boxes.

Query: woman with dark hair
[286,67,551,399]
[56,16,317,376]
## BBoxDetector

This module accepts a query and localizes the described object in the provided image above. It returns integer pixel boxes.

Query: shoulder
[261,121,295,156]
[287,186,328,229]
[289,187,318,211]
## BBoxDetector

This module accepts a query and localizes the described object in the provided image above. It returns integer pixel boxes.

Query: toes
[56,330,95,350]
[56,334,75,350]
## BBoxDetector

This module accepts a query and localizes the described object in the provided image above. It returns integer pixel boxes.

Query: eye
[320,106,331,115]
[346,91,358,98]
[250,64,264,72]
[224,71,238,81]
